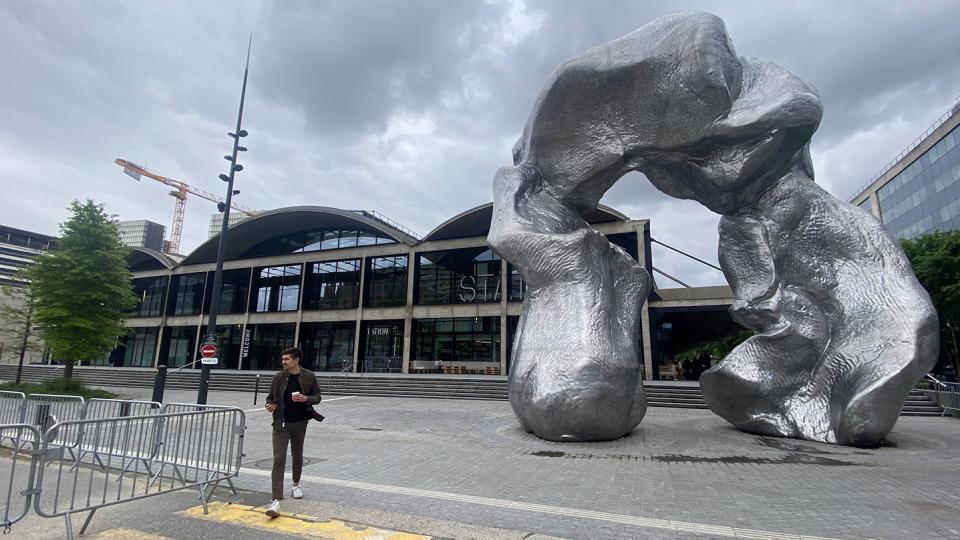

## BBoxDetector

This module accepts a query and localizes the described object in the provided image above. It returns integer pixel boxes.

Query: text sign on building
[200,344,217,358]
[241,328,251,358]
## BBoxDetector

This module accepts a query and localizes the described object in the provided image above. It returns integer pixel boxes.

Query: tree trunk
[63,360,74,380]
[15,311,31,384]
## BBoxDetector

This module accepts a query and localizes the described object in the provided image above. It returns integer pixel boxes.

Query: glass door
[362,320,404,373]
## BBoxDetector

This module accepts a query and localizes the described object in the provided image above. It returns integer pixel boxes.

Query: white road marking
[238,467,841,540]
[244,395,356,412]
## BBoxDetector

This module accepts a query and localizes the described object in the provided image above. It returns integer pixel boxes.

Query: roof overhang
[181,206,417,265]
[128,246,177,271]
[422,202,629,242]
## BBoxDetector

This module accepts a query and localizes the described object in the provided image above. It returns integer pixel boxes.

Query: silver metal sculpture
[489,11,938,446]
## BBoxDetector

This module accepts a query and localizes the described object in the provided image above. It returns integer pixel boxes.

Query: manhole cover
[249,456,327,470]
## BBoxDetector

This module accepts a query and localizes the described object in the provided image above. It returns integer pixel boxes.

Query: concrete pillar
[869,190,882,220]
[352,256,367,374]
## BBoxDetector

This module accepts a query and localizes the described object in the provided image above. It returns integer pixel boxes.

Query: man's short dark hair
[281,347,303,361]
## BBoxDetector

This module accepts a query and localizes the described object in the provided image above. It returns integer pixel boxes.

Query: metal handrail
[924,373,947,390]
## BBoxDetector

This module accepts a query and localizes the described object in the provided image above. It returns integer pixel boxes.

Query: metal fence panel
[0,424,41,533]
[159,402,236,414]
[33,408,245,532]
[23,394,85,454]
[73,399,163,475]
[0,392,26,446]
[83,399,161,421]
[937,384,960,415]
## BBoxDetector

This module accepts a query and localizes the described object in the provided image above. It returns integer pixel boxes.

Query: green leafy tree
[676,330,754,364]
[0,271,43,383]
[901,230,960,375]
[27,200,137,379]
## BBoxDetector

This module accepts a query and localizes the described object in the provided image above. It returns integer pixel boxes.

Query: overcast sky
[2,0,958,287]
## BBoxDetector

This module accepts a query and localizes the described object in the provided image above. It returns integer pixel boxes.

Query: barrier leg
[78,508,97,536]
[64,513,75,540]
[199,480,220,514]
[226,477,238,496]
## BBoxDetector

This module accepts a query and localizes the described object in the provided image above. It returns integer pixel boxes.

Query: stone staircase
[0,364,944,415]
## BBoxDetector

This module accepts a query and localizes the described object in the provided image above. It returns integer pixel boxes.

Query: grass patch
[0,378,116,399]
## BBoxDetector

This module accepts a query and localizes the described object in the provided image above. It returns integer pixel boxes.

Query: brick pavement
[99,385,960,539]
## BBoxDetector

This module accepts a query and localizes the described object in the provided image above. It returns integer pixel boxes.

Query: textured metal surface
[490,11,938,446]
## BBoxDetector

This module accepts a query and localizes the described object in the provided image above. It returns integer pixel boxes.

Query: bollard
[253,374,261,405]
[152,365,168,404]
[34,402,51,426]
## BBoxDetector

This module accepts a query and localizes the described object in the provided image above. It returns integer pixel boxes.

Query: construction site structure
[115,158,257,254]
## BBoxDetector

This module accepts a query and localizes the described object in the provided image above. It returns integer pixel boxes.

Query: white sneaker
[292,484,303,499]
[265,499,280,517]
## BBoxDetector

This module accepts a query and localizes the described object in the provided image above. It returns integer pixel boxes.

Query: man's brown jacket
[265,368,322,427]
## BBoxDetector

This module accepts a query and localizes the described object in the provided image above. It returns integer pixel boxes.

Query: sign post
[200,341,218,366]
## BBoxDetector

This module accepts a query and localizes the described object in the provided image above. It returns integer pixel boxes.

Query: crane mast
[115,158,257,254]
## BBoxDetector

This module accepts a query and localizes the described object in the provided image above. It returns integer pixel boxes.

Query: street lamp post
[198,36,252,405]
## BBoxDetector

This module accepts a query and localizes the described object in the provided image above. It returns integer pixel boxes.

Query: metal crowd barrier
[936,381,960,416]
[0,392,26,446]
[32,406,245,539]
[72,399,162,475]
[149,406,244,496]
[0,424,40,534]
[23,394,85,458]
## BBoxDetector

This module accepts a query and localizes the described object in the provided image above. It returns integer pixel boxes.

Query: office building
[850,102,960,238]
[112,204,736,379]
[118,220,165,252]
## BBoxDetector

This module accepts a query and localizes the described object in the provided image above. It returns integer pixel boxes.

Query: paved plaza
[6,385,960,539]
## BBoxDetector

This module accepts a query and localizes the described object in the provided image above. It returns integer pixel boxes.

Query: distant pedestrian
[435,359,443,373]
[263,347,322,517]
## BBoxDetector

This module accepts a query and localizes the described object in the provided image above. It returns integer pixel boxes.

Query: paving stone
[95,385,960,539]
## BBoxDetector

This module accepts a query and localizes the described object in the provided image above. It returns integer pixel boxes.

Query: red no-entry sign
[200,344,217,358]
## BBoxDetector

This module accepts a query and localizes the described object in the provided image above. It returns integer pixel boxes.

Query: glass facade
[299,321,355,371]
[213,324,244,370]
[361,320,404,372]
[252,264,302,312]
[413,317,501,374]
[109,327,158,367]
[167,273,205,316]
[417,248,501,305]
[163,326,198,368]
[203,268,250,315]
[607,232,639,260]
[366,255,408,307]
[877,125,960,238]
[303,259,360,310]
[241,228,396,258]
[507,264,525,302]
[858,197,873,214]
[113,208,664,375]
[131,276,167,317]
[245,323,296,370]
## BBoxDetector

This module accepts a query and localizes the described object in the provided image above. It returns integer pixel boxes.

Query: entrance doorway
[361,320,404,373]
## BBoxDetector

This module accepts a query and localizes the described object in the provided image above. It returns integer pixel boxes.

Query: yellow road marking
[180,501,429,539]
[89,528,174,540]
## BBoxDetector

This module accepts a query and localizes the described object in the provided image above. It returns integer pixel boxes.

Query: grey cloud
[1,1,958,288]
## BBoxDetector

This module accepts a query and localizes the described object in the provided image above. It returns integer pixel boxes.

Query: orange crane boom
[114,158,257,254]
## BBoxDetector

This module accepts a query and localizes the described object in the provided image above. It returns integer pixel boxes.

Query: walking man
[264,347,321,516]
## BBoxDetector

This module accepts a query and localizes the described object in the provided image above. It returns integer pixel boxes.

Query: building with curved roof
[109,205,735,380]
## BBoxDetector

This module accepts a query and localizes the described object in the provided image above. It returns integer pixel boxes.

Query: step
[0,365,944,416]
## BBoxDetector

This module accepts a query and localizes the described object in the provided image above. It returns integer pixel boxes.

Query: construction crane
[114,158,257,254]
